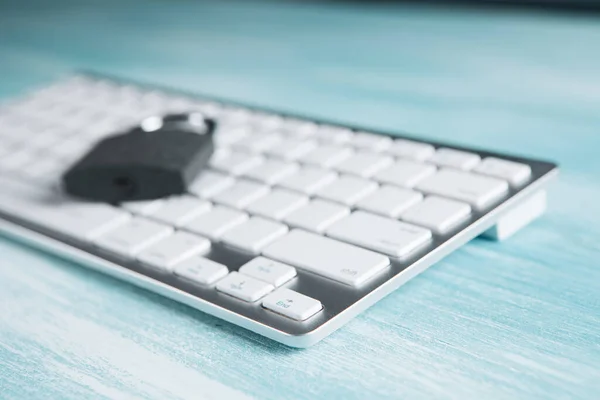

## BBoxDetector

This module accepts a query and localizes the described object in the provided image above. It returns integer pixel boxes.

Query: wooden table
[1,1,599,398]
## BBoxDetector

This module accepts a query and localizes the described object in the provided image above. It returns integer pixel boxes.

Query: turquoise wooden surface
[1,1,599,398]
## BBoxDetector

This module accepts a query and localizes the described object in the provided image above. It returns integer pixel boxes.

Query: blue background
[1,1,599,398]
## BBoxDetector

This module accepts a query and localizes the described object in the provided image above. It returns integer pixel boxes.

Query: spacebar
[262,229,390,287]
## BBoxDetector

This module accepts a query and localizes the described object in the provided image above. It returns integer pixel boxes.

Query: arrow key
[262,288,323,321]
[216,272,274,302]
[239,256,297,287]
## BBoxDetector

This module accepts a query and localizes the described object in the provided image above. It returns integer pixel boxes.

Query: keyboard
[0,73,558,347]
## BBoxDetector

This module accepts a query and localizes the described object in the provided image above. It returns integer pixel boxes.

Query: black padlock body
[62,128,214,203]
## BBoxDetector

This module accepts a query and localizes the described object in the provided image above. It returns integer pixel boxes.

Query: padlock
[62,112,215,203]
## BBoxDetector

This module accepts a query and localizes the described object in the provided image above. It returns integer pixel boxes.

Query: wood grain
[1,1,599,398]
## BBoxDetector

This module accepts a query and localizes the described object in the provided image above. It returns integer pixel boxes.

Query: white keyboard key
[315,175,378,206]
[232,132,282,153]
[326,211,432,259]
[212,119,245,135]
[249,113,284,131]
[0,149,37,170]
[246,189,309,220]
[262,288,322,321]
[298,145,353,168]
[239,256,297,287]
[23,157,67,182]
[174,256,229,286]
[213,125,249,146]
[212,179,270,209]
[137,231,211,271]
[242,159,299,185]
[1,122,30,140]
[184,206,248,240]
[147,196,211,227]
[221,217,288,254]
[401,196,471,234]
[52,137,95,161]
[334,152,394,178]
[94,218,173,257]
[263,229,390,287]
[0,113,25,130]
[416,168,509,209]
[188,170,235,198]
[216,272,274,302]
[220,108,253,124]
[429,148,481,170]
[279,119,318,137]
[0,143,15,159]
[196,102,224,118]
[356,186,423,218]
[121,199,165,215]
[473,157,532,186]
[374,159,436,188]
[0,179,130,241]
[264,138,317,160]
[209,150,264,175]
[387,139,435,161]
[350,132,392,151]
[277,166,338,194]
[25,131,63,150]
[284,199,350,233]
[313,126,353,143]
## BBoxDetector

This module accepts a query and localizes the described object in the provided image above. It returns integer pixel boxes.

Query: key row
[0,101,146,140]
[214,137,531,186]
[191,159,509,212]
[219,124,530,183]
[128,180,475,238]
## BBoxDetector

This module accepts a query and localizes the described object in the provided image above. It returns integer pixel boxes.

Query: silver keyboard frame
[0,72,558,347]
